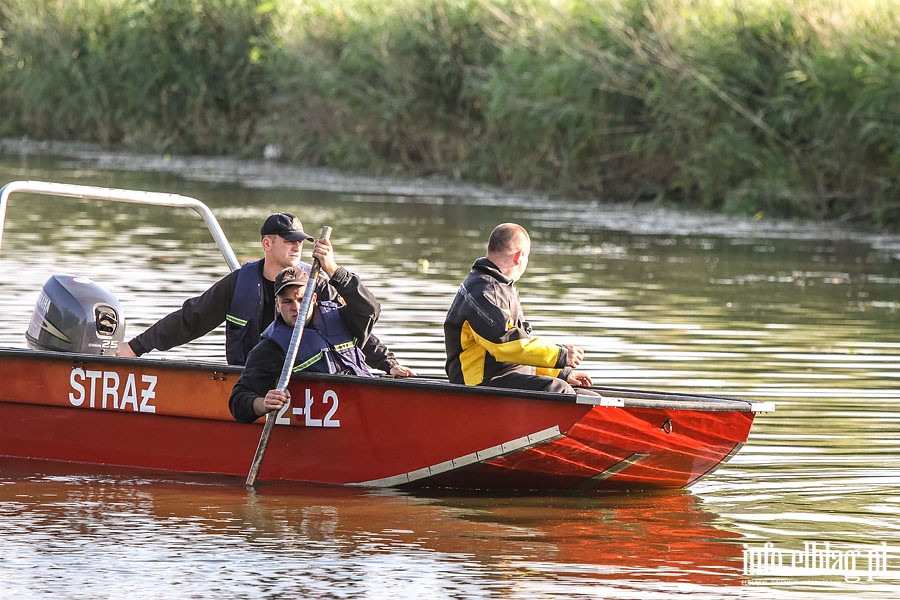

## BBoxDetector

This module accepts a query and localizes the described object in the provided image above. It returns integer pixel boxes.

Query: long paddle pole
[245,225,332,487]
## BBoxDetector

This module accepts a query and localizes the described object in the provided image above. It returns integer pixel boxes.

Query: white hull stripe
[353,425,564,487]
[574,453,651,491]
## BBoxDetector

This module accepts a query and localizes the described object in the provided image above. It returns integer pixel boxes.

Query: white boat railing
[0,180,240,270]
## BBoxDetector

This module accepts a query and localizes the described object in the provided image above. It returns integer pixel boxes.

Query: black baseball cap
[274,267,311,296]
[260,212,314,242]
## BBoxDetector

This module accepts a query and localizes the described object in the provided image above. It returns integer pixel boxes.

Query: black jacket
[444,257,569,385]
[126,260,400,371]
[229,267,379,423]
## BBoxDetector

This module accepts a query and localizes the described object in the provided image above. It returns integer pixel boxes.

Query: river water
[0,147,898,598]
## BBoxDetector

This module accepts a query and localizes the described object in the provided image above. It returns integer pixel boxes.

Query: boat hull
[0,349,759,491]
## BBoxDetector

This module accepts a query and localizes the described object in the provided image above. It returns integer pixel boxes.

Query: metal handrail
[0,180,239,270]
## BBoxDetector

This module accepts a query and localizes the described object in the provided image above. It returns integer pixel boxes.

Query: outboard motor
[25,274,125,355]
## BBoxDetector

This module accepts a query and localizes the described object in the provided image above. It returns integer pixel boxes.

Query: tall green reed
[0,0,276,152]
[1,0,897,228]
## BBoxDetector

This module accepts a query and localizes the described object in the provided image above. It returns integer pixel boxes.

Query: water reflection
[0,459,746,597]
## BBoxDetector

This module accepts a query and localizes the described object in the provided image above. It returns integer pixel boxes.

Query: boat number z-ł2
[68,368,157,413]
[277,388,340,427]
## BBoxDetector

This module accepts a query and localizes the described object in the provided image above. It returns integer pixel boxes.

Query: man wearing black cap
[116,212,413,375]
[229,255,379,423]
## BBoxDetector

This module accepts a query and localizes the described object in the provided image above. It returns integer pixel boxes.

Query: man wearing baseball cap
[116,212,414,376]
[259,212,315,242]
[229,250,379,422]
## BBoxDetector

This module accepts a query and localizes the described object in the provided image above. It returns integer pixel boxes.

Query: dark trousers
[486,372,601,396]
[486,372,575,394]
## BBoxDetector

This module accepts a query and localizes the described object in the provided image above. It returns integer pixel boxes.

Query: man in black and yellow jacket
[444,223,594,394]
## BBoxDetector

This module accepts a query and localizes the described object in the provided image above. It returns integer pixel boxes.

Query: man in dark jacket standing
[116,212,413,376]
[229,236,379,423]
[444,223,593,394]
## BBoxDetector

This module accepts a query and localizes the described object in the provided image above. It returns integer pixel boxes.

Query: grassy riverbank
[1,0,898,228]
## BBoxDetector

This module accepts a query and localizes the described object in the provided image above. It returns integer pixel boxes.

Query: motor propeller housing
[25,274,125,355]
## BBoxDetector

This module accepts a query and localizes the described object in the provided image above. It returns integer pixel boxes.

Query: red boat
[0,181,773,491]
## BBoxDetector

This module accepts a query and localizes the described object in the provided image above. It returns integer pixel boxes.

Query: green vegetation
[1,0,898,228]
